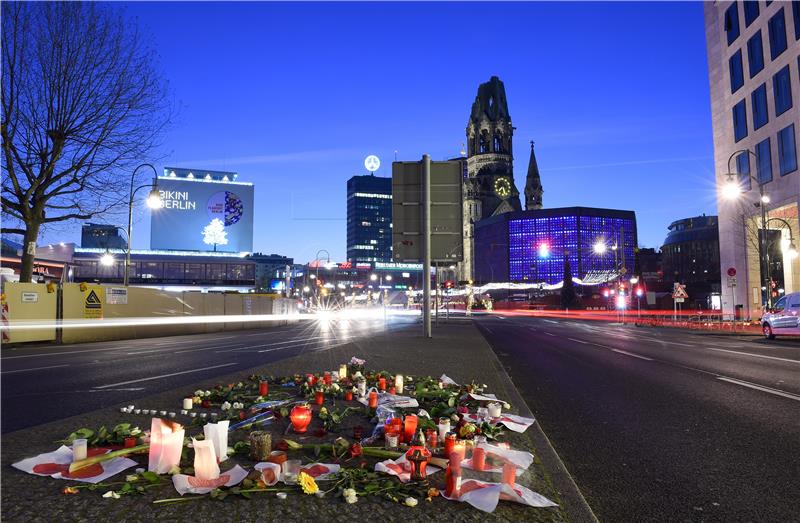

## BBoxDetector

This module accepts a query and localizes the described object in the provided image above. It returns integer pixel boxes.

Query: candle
[445,455,463,498]
[283,459,301,484]
[388,387,396,395]
[134,409,142,415]
[127,405,134,411]
[290,405,312,433]
[452,440,466,464]
[124,436,137,449]
[200,413,207,419]
[339,364,347,379]
[323,371,332,386]
[192,438,220,481]
[180,409,187,415]
[426,429,438,449]
[394,374,404,393]
[119,407,127,413]
[344,390,353,401]
[148,419,184,474]
[182,398,193,410]
[72,439,88,462]
[385,432,399,448]
[203,420,230,463]
[168,412,176,418]
[189,412,197,418]
[444,433,456,456]
[438,417,451,442]
[315,390,324,405]
[378,376,386,391]
[473,436,486,471]
[356,379,366,397]
[267,450,287,466]
[259,381,269,396]
[502,461,516,487]
[403,414,418,444]
[159,410,167,416]
[487,402,502,418]
[368,390,378,409]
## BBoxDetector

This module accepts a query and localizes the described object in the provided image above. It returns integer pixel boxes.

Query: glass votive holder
[283,459,301,484]
[385,432,399,449]
[72,438,88,461]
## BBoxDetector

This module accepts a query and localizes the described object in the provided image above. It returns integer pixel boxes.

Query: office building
[474,207,637,285]
[705,1,799,318]
[346,175,392,264]
[248,252,294,292]
[661,215,721,306]
[81,223,127,250]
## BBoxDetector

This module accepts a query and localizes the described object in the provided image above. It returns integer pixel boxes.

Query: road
[1,316,412,433]
[476,315,800,522]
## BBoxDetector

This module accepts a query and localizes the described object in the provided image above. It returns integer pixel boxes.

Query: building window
[777,124,798,175]
[725,3,740,45]
[747,31,764,77]
[752,83,769,129]
[773,65,793,115]
[733,99,748,142]
[756,137,773,184]
[736,151,752,190]
[743,0,759,26]
[768,8,787,59]
[730,50,745,92]
[794,0,800,40]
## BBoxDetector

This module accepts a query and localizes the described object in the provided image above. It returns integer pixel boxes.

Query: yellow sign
[83,287,104,319]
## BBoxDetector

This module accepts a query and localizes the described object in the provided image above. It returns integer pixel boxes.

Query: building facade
[81,223,127,250]
[661,215,722,307]
[346,175,392,264]
[248,252,294,292]
[460,76,544,281]
[474,207,637,285]
[705,1,800,319]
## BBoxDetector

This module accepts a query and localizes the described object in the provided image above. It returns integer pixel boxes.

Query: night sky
[38,2,717,263]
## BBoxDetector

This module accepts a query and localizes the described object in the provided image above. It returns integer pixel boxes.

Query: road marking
[216,336,328,353]
[126,350,161,355]
[92,363,237,389]
[483,326,493,334]
[2,364,70,374]
[567,338,589,344]
[611,349,654,361]
[716,376,800,402]
[1,346,139,360]
[496,316,505,320]
[544,332,556,336]
[544,320,558,324]
[703,347,800,365]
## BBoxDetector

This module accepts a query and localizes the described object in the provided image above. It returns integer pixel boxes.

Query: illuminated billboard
[150,171,254,253]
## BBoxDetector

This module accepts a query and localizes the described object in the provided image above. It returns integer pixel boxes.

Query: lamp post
[721,148,773,309]
[126,164,161,286]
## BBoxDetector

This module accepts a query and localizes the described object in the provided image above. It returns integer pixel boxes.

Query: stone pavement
[1,320,594,522]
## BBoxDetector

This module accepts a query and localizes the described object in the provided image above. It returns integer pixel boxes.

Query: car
[761,291,800,339]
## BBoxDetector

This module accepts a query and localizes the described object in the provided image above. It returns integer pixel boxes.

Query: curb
[478,324,599,523]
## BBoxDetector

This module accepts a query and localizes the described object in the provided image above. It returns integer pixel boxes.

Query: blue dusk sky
[41,1,717,263]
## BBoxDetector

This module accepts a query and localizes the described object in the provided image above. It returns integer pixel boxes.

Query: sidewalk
[1,321,593,522]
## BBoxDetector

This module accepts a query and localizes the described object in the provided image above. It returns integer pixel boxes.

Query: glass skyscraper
[346,175,392,264]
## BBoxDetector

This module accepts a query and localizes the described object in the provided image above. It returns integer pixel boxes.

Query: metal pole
[125,176,135,287]
[759,186,770,310]
[434,265,439,325]
[422,154,432,338]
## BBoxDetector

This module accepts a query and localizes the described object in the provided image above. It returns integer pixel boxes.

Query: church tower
[524,141,543,210]
[460,76,521,282]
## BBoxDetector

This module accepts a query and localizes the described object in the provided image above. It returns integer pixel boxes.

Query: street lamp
[100,251,115,267]
[593,242,607,255]
[125,163,161,286]
[722,148,773,308]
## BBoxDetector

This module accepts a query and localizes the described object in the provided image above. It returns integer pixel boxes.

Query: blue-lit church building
[474,207,638,285]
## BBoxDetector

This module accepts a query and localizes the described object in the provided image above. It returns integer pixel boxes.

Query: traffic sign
[674,298,685,303]
[727,267,736,277]
[727,277,737,287]
[672,283,689,299]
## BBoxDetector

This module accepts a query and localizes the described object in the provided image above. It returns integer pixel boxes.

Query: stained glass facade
[474,208,637,285]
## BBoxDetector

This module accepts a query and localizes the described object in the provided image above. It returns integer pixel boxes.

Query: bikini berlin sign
[150,177,254,252]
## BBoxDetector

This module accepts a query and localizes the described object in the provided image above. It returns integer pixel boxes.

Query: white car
[761,291,800,339]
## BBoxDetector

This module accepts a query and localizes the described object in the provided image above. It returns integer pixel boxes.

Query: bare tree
[1,2,170,281]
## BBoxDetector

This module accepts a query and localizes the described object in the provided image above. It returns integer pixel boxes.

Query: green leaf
[141,471,161,483]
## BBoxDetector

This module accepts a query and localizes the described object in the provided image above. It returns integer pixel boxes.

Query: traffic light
[445,280,453,289]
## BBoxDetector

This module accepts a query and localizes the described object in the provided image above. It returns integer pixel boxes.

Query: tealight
[200,413,207,419]
[487,402,502,418]
[189,412,197,418]
[180,410,187,415]
[168,412,176,418]
[134,409,142,415]
[159,410,167,416]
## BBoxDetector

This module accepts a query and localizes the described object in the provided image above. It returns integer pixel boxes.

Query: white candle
[134,409,142,414]
[385,433,399,448]
[182,398,193,410]
[148,419,184,474]
[487,402,502,418]
[203,420,230,463]
[394,374,404,393]
[192,438,220,480]
[180,409,187,415]
[72,438,88,461]
[438,419,450,442]
[189,412,197,418]
[168,412,176,418]
[339,364,347,379]
[159,410,167,416]
[357,379,366,397]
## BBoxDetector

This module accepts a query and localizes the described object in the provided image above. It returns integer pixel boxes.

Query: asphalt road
[1,316,413,433]
[476,315,800,522]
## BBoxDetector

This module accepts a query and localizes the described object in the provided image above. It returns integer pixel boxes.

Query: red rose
[239,411,246,420]
[201,399,211,409]
[349,443,362,458]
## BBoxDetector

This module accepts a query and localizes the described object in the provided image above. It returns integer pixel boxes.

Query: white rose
[204,390,212,397]
[503,402,511,410]
[346,494,358,504]
[194,390,204,397]
[125,475,139,482]
[404,497,418,507]
[102,491,121,499]
[221,401,232,411]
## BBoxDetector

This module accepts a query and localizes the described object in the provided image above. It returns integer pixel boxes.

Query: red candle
[259,381,269,396]
[473,446,486,471]
[290,405,312,433]
[444,433,456,456]
[315,390,324,405]
[123,436,137,449]
[388,386,396,395]
[344,390,353,401]
[452,440,466,463]
[502,461,516,487]
[323,371,332,386]
[403,414,418,443]
[426,429,438,449]
[378,377,386,391]
[445,456,463,498]
[368,390,378,409]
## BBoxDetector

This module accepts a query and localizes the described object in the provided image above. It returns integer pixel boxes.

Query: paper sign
[21,292,38,303]
[106,288,128,305]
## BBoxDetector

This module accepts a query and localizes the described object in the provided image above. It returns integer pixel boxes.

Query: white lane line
[544,320,558,324]
[717,376,800,402]
[567,338,589,344]
[2,364,70,374]
[703,347,800,365]
[544,332,556,337]
[2,346,139,360]
[126,350,161,355]
[496,316,505,320]
[611,349,654,361]
[92,363,237,389]
[219,336,329,353]
[483,327,494,334]
[256,338,348,353]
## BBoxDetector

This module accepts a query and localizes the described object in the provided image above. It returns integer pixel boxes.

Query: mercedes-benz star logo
[364,155,380,172]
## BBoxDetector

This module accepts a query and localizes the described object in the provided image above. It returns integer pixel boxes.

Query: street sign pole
[422,154,432,338]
